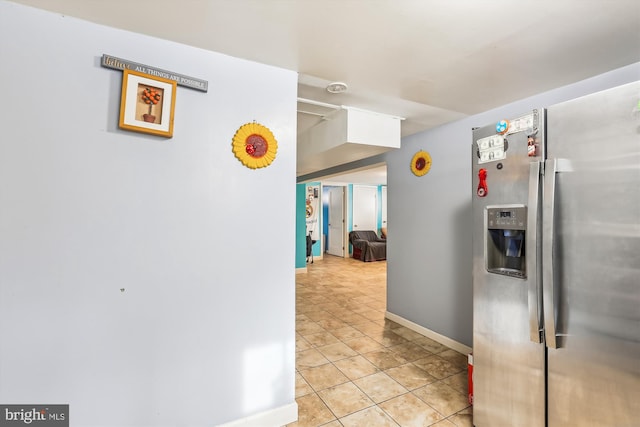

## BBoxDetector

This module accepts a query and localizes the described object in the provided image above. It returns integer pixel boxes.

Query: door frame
[327,185,346,257]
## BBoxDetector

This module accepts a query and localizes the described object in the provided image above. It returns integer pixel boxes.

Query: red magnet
[477,168,488,197]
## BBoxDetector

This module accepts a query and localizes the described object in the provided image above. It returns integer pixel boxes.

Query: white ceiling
[319,164,387,186]
[9,0,640,183]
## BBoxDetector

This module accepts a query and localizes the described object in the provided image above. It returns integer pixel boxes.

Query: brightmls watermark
[0,405,68,426]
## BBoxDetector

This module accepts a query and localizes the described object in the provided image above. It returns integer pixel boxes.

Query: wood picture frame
[119,69,177,138]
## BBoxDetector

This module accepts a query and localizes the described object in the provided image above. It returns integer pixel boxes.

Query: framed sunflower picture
[119,69,177,138]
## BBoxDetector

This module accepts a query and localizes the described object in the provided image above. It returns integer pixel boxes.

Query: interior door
[327,186,344,257]
[381,186,387,232]
[352,185,377,232]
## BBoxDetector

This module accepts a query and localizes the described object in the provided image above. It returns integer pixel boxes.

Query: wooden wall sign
[101,54,208,92]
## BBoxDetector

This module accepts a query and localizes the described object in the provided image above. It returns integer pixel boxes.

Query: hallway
[289,255,472,426]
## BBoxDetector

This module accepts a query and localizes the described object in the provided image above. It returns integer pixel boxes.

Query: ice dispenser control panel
[486,206,527,279]
[487,207,526,230]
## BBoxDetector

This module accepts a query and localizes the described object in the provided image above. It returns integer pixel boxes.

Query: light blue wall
[321,186,331,252]
[296,184,308,268]
[0,2,298,426]
[304,182,322,256]
[377,185,384,233]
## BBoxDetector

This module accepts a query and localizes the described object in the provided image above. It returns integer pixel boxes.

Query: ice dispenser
[485,205,527,279]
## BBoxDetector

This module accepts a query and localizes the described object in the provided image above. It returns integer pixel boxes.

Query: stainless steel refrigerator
[471,81,640,427]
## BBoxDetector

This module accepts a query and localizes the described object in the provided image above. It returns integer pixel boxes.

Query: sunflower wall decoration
[411,150,432,176]
[232,122,278,169]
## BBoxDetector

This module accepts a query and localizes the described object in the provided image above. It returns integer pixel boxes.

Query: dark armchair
[349,230,386,262]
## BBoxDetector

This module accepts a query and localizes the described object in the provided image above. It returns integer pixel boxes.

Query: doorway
[381,185,387,233]
[352,184,378,232]
[327,186,345,257]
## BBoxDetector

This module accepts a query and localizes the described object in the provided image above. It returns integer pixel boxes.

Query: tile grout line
[293,257,471,427]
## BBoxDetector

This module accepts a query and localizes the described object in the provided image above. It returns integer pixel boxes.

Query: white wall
[386,63,640,348]
[0,2,297,426]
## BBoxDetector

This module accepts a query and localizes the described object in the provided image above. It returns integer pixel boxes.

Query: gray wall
[0,2,297,426]
[386,63,640,347]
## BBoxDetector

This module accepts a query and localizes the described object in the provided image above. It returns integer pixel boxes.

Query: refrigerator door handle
[543,158,559,348]
[527,161,542,343]
[543,158,573,349]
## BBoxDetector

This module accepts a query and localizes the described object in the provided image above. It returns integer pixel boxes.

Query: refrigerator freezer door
[545,81,640,427]
[471,115,545,427]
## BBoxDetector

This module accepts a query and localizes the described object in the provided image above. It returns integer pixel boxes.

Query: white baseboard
[296,267,307,274]
[216,402,298,427]
[385,311,472,355]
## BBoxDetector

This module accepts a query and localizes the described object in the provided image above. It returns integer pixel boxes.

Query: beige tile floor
[288,255,472,427]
